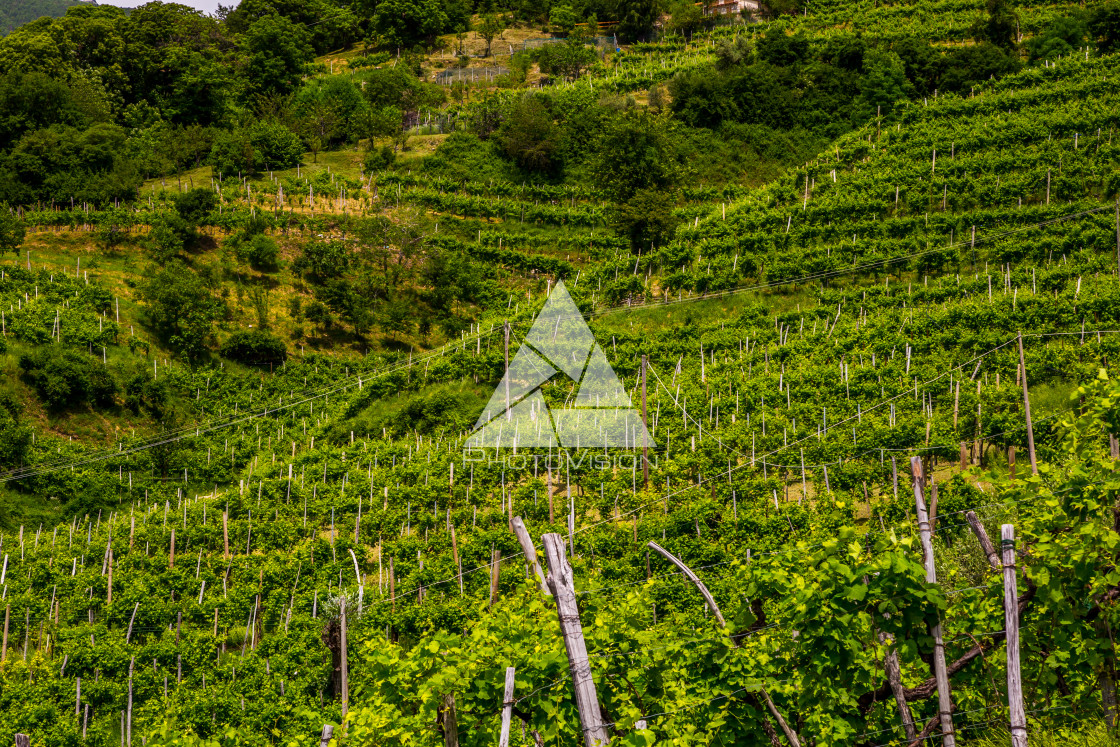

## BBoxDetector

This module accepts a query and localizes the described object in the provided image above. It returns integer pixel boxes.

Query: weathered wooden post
[340,597,349,720]
[15,735,30,747]
[1017,333,1038,475]
[318,725,334,747]
[641,355,649,489]
[511,517,549,595]
[441,693,459,747]
[542,533,610,746]
[1002,525,1027,747]
[911,457,955,747]
[498,666,516,747]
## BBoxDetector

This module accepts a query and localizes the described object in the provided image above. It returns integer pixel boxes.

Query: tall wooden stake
[911,457,955,747]
[1002,525,1027,747]
[641,355,649,489]
[498,666,516,747]
[541,533,610,746]
[441,693,460,747]
[504,320,511,421]
[340,596,349,719]
[512,517,549,595]
[1018,333,1038,476]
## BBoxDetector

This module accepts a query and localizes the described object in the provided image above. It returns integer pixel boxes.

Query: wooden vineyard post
[965,512,1001,571]
[880,631,916,741]
[511,517,549,595]
[450,526,462,595]
[1017,333,1038,476]
[1002,525,1027,747]
[15,734,29,747]
[127,656,135,746]
[126,602,139,643]
[318,725,334,747]
[223,511,230,558]
[441,693,460,747]
[541,533,610,746]
[489,548,501,607]
[169,528,175,569]
[340,596,349,720]
[2,604,8,662]
[641,355,649,489]
[504,320,511,421]
[911,457,955,747]
[498,666,516,747]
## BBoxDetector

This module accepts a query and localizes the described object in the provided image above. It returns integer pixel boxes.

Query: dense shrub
[18,347,117,411]
[220,330,288,367]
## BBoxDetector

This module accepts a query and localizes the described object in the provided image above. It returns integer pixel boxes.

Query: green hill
[1,0,1120,743]
[0,0,90,35]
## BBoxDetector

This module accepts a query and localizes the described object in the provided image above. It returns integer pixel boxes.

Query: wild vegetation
[1,0,1120,744]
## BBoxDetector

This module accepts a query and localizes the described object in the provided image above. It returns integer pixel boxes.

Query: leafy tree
[667,0,704,39]
[175,188,219,224]
[379,299,413,340]
[892,36,941,96]
[615,0,661,42]
[241,14,313,102]
[477,14,505,57]
[757,29,811,66]
[971,0,1019,49]
[1090,1,1120,54]
[939,42,1020,93]
[714,35,753,71]
[145,212,190,264]
[858,50,913,119]
[610,187,679,252]
[1026,16,1089,61]
[497,97,561,172]
[18,347,117,412]
[234,234,281,272]
[537,36,599,80]
[550,5,577,33]
[139,261,225,361]
[0,208,26,254]
[0,389,31,468]
[220,330,288,366]
[372,0,449,48]
[294,239,351,281]
[591,112,684,205]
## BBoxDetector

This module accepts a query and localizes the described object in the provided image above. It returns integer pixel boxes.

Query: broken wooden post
[1017,333,1038,476]
[965,512,1001,571]
[498,666,516,747]
[511,517,549,595]
[15,735,30,747]
[648,541,800,746]
[318,725,334,747]
[541,533,610,746]
[911,457,956,747]
[647,541,725,626]
[1002,525,1027,747]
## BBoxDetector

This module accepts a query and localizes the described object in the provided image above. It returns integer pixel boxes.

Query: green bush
[220,330,288,367]
[18,347,117,412]
[362,144,396,172]
[237,234,280,272]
